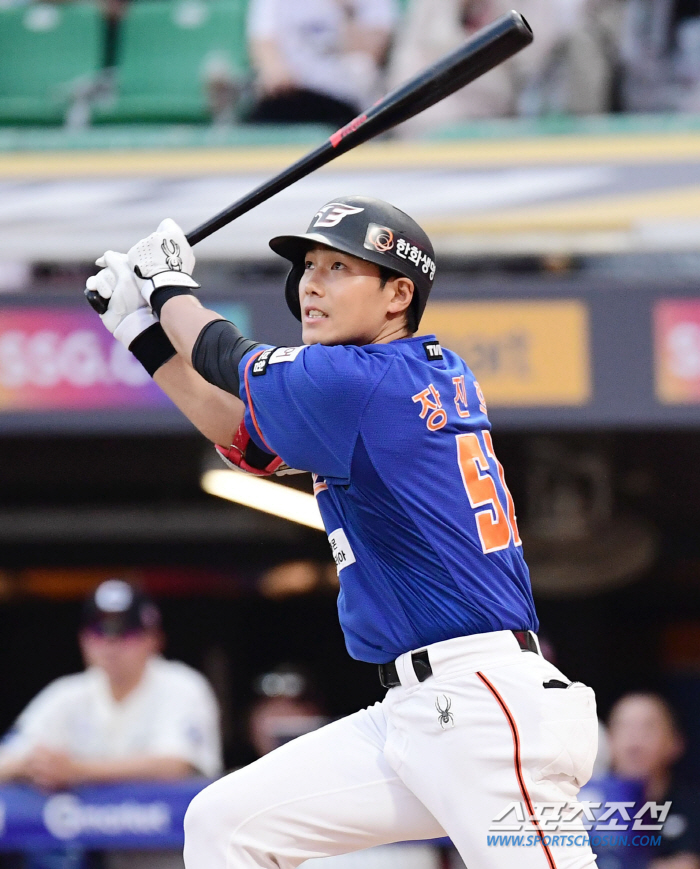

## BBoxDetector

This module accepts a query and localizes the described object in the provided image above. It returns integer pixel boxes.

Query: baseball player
[87,196,599,869]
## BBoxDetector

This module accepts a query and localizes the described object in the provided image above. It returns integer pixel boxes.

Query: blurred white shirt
[247,0,397,108]
[388,0,577,132]
[0,657,222,779]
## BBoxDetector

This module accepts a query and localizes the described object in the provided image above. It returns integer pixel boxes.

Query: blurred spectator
[607,692,700,869]
[387,0,579,133]
[562,0,626,112]
[564,0,700,113]
[0,579,222,869]
[246,0,397,127]
[248,664,329,757]
[621,0,700,111]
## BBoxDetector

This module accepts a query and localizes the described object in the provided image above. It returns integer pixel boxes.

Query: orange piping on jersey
[312,474,328,496]
[243,351,274,453]
[476,671,558,869]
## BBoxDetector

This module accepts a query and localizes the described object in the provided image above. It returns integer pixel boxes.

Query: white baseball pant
[184,630,599,869]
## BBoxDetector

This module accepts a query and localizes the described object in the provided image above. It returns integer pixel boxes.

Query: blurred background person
[246,0,397,127]
[248,664,329,757]
[607,692,700,869]
[387,0,578,133]
[561,0,627,113]
[0,579,222,869]
[564,0,700,113]
[620,0,700,112]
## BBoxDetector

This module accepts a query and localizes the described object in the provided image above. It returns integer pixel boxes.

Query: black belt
[378,630,539,689]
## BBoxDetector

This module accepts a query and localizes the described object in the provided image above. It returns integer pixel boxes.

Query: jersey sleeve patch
[329,527,356,573]
[269,346,305,364]
[423,340,443,361]
[251,347,274,377]
[251,346,305,376]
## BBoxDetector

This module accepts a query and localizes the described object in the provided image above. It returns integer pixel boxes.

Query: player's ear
[386,276,414,317]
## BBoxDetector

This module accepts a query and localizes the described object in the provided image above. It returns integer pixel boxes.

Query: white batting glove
[86,250,157,349]
[127,218,199,305]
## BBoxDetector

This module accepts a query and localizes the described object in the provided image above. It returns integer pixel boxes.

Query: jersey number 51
[456,431,522,554]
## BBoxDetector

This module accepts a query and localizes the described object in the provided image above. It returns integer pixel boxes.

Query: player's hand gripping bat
[85,11,532,315]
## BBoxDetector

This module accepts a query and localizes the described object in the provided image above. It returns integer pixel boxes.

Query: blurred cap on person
[82,579,161,638]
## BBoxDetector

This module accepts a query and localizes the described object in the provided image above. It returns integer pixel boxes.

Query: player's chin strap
[216,420,304,477]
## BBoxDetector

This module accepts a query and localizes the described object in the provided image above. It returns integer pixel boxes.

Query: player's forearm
[72,755,197,784]
[156,294,260,401]
[154,355,244,445]
[158,294,223,362]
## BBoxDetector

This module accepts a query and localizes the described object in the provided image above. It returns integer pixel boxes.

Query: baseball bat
[86,10,532,314]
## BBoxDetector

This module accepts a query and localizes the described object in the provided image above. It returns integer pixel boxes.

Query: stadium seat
[95,0,249,124]
[0,4,104,126]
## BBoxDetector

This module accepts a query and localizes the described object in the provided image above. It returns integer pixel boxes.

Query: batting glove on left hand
[127,218,200,305]
[86,250,157,349]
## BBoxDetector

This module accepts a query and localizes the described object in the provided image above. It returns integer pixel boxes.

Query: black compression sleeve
[191,319,260,398]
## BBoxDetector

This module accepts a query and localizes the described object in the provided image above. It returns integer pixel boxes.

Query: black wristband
[150,285,195,318]
[129,322,176,377]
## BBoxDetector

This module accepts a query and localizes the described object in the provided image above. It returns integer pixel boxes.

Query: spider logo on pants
[435,695,454,729]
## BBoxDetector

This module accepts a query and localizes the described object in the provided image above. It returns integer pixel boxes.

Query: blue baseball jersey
[239,335,538,664]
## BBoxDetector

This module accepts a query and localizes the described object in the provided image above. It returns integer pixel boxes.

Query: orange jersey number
[456,431,522,553]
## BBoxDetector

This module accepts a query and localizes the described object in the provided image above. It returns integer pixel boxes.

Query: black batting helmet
[269,195,436,333]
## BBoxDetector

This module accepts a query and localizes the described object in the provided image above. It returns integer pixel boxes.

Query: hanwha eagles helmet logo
[313,202,364,228]
[365,224,395,253]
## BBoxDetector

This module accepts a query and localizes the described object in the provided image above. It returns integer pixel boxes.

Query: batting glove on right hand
[127,218,199,305]
[86,250,157,349]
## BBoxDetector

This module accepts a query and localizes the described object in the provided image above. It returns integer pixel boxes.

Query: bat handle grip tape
[84,287,110,315]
